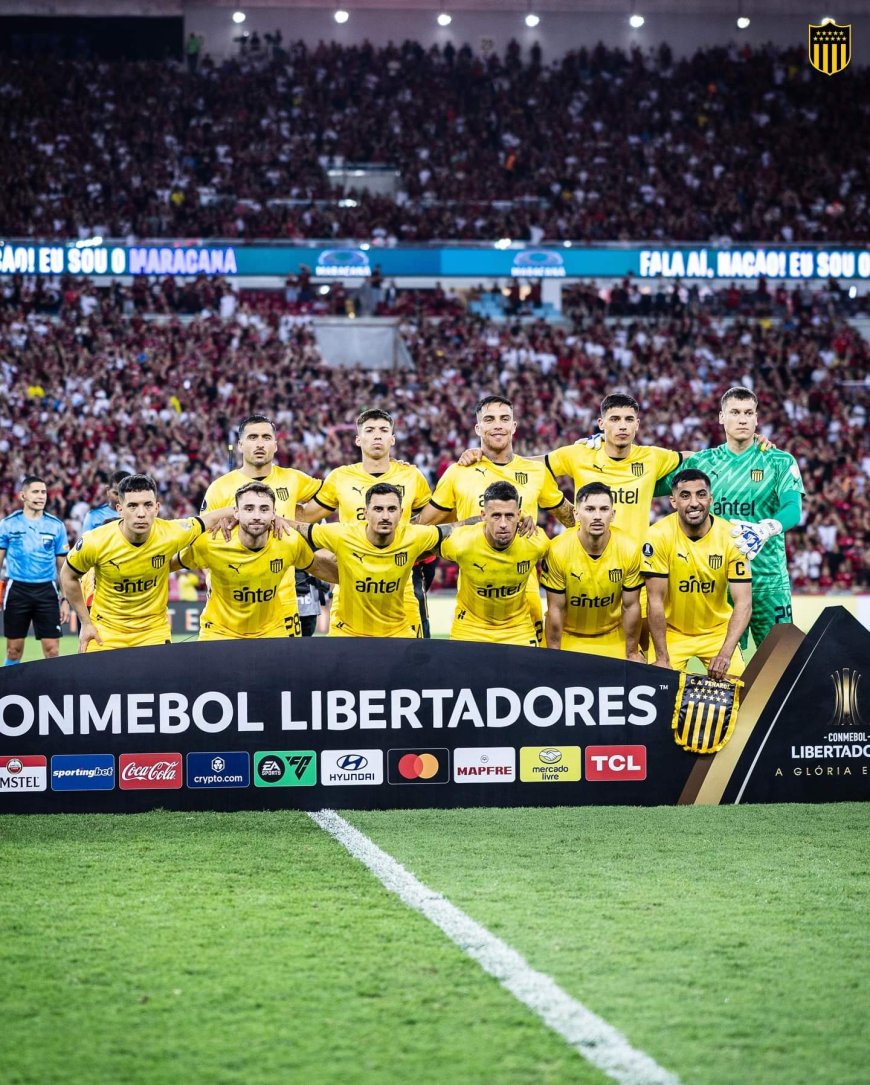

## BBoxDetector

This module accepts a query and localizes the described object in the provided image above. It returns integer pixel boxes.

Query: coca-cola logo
[119,753,182,790]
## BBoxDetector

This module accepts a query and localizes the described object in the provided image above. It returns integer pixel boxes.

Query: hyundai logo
[336,754,368,771]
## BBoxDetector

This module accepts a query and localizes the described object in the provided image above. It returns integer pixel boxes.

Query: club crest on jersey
[751,469,764,482]
[708,554,723,570]
[394,484,406,499]
[394,551,408,567]
[516,560,531,574]
[609,568,623,583]
[270,559,284,574]
[275,487,289,502]
[631,463,644,477]
[151,555,166,568]
[514,472,529,486]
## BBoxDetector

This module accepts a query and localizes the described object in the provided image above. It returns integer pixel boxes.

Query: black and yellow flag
[808,22,851,75]
[671,673,743,754]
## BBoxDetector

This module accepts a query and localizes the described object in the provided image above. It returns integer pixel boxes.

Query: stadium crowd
[1,39,867,244]
[1,280,867,592]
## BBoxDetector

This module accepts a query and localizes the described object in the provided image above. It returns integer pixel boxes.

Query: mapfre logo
[453,747,516,783]
[119,752,182,790]
[585,746,647,781]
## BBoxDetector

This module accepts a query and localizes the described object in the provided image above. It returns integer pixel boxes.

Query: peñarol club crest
[808,22,851,75]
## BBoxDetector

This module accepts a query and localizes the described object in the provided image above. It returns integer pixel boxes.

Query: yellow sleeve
[310,522,341,553]
[315,470,340,510]
[624,543,644,591]
[439,532,460,563]
[652,446,682,479]
[297,471,323,505]
[641,528,669,577]
[179,533,208,571]
[412,469,433,512]
[538,467,565,510]
[540,540,565,592]
[727,542,752,583]
[66,532,97,574]
[285,530,315,570]
[414,525,442,557]
[545,445,575,479]
[430,466,457,511]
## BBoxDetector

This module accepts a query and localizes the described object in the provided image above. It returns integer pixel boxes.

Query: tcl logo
[584,746,647,781]
[119,753,182,790]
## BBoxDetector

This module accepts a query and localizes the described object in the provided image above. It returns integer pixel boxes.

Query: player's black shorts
[2,580,61,639]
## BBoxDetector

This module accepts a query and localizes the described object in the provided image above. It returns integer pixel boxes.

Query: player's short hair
[670,468,712,492]
[20,475,45,490]
[475,394,513,417]
[600,393,640,416]
[234,482,276,507]
[356,408,394,429]
[118,473,158,500]
[365,482,403,506]
[108,470,131,491]
[720,386,758,410]
[575,482,614,505]
[237,414,276,439]
[482,481,520,506]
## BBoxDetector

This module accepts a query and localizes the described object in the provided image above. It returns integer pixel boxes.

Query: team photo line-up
[0,387,803,680]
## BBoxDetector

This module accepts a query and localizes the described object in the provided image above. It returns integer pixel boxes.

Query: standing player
[61,474,235,652]
[175,482,336,640]
[642,469,752,679]
[439,481,550,645]
[0,476,69,664]
[297,408,432,635]
[299,483,457,639]
[419,395,572,643]
[202,414,323,631]
[542,482,644,660]
[671,387,804,649]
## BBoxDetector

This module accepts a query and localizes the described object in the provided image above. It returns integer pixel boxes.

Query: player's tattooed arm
[552,498,575,529]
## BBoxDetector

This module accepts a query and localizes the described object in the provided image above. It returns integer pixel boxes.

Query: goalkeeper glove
[730,518,782,559]
[576,432,604,449]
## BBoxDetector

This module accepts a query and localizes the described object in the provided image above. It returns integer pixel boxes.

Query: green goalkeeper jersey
[671,443,805,591]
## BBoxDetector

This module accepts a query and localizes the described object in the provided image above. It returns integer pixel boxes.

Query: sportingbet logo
[119,752,182,789]
[255,751,317,787]
[321,749,384,785]
[187,751,250,789]
[51,754,115,791]
[0,754,47,792]
[453,747,516,783]
[584,746,647,781]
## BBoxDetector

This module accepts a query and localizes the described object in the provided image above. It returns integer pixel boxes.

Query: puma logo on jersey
[351,486,364,496]
[107,559,122,571]
[677,552,689,562]
[474,467,487,475]
[472,562,486,572]
[570,571,583,581]
[228,562,243,574]
[351,551,365,563]
[592,464,605,473]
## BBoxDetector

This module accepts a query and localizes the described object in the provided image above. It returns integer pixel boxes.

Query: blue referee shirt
[0,510,69,583]
[81,503,120,533]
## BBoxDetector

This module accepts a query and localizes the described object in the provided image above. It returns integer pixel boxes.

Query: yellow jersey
[309,521,441,637]
[541,527,643,636]
[440,524,549,640]
[546,443,681,541]
[67,517,204,634]
[201,464,322,517]
[180,529,314,639]
[315,461,432,523]
[642,514,751,636]
[431,454,564,521]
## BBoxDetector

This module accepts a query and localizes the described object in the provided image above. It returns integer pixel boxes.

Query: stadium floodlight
[494,237,513,249]
[525,13,541,28]
[437,13,452,27]
[849,286,857,299]
[231,11,246,24]
[820,16,835,25]
[629,14,645,29]
[334,8,350,23]
[736,16,750,28]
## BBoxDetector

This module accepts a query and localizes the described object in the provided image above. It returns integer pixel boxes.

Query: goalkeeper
[662,387,804,649]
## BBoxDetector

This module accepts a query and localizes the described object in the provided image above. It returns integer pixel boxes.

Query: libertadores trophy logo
[825,668,866,728]
[808,22,851,75]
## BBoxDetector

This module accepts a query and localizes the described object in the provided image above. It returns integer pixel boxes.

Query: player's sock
[4,658,21,666]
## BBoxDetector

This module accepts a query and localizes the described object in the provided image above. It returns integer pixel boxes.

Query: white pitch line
[309,809,680,1085]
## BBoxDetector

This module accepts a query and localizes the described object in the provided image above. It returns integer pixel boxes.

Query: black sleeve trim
[194,516,206,533]
[623,583,643,592]
[65,556,86,575]
[429,499,453,513]
[540,584,565,594]
[314,495,336,510]
[641,571,669,578]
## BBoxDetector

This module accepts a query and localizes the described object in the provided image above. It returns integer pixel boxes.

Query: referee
[0,476,70,665]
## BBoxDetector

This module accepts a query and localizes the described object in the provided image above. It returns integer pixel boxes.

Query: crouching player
[542,482,644,660]
[439,481,550,646]
[642,469,752,679]
[175,482,337,640]
[61,473,236,652]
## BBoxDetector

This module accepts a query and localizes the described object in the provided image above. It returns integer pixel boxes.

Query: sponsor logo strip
[320,749,384,786]
[519,746,582,783]
[187,752,250,789]
[119,752,182,790]
[585,746,647,782]
[387,749,450,784]
[254,751,317,787]
[0,754,47,792]
[453,747,516,783]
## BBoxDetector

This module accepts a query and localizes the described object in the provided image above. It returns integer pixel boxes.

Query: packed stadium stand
[1,41,868,243]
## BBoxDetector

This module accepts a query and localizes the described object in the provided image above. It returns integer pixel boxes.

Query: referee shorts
[2,580,62,639]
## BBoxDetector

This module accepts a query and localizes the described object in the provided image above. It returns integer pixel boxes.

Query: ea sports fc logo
[388,749,450,784]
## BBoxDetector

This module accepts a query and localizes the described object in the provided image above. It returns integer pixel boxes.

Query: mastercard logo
[388,748,450,784]
[398,753,440,780]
